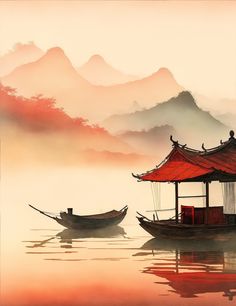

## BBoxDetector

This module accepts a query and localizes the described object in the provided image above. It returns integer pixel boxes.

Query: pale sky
[0,0,236,99]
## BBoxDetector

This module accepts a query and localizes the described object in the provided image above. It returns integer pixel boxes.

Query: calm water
[1,167,236,306]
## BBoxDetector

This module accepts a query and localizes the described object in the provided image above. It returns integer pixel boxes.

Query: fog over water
[2,163,235,306]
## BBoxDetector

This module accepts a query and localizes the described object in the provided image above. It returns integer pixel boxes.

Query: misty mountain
[77,54,138,85]
[0,42,44,77]
[78,149,151,167]
[2,47,91,93]
[1,47,183,121]
[1,83,154,167]
[194,93,236,117]
[119,125,175,155]
[216,113,236,129]
[103,91,228,146]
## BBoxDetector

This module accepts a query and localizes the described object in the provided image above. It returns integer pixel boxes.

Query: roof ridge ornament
[229,130,235,139]
[202,143,207,152]
[170,135,179,147]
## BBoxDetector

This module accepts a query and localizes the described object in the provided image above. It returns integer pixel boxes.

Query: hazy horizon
[0,1,236,99]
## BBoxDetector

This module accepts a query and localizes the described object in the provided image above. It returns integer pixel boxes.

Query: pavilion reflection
[135,237,236,300]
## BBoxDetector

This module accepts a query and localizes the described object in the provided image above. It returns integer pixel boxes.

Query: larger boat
[133,131,236,239]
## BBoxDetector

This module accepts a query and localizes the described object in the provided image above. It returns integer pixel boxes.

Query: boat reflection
[57,225,126,242]
[26,225,126,248]
[136,238,236,300]
[25,236,56,248]
[141,235,236,252]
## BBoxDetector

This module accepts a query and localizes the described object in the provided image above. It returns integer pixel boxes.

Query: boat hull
[138,217,236,239]
[56,207,128,230]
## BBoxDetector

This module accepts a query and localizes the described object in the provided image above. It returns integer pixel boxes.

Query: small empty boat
[29,204,128,229]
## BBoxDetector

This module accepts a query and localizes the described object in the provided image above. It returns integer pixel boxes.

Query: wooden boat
[133,131,236,239]
[29,204,128,229]
[137,213,236,240]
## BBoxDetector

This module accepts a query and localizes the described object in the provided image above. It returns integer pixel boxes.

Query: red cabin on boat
[133,131,236,238]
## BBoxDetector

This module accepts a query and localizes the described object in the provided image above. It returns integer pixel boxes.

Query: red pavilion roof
[134,131,236,182]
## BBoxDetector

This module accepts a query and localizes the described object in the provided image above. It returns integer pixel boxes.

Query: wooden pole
[29,204,56,220]
[205,182,209,224]
[175,182,179,224]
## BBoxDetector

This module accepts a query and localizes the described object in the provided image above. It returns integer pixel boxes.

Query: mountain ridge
[0,42,44,77]
[1,46,184,121]
[103,91,228,147]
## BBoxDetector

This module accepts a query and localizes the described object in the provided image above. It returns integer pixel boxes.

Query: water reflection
[25,225,127,249]
[141,236,236,252]
[57,225,126,240]
[135,237,236,300]
[25,236,56,248]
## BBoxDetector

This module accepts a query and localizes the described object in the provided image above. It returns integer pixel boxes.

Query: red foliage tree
[0,83,107,135]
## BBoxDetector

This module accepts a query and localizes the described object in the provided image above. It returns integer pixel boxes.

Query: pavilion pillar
[205,182,209,224]
[175,182,179,224]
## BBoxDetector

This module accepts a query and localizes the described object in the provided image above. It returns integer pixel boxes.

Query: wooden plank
[178,195,206,198]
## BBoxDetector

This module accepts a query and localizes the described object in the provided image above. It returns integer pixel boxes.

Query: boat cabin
[181,205,226,225]
[134,131,236,226]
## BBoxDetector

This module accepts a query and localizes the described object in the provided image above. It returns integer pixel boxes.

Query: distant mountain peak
[173,91,198,108]
[178,90,195,100]
[158,67,172,74]
[88,54,106,63]
[1,45,88,94]
[152,67,174,78]
[143,67,178,86]
[11,41,42,52]
[38,47,75,69]
[45,47,66,57]
[78,54,138,85]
